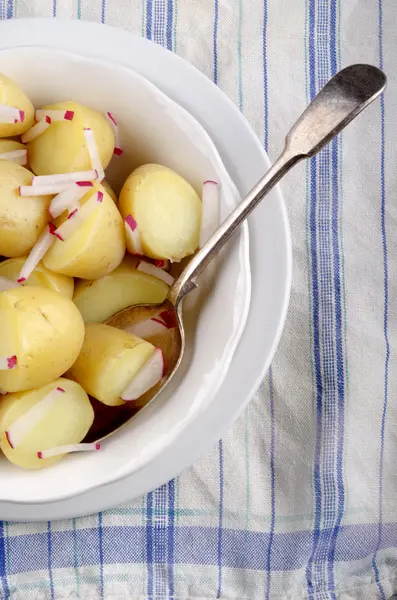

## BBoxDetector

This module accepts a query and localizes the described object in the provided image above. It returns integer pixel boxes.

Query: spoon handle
[168,64,386,305]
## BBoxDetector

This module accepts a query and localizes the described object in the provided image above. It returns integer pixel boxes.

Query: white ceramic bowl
[0,46,251,504]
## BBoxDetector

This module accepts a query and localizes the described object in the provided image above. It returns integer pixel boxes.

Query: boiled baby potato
[102,179,118,204]
[0,378,93,470]
[73,255,168,323]
[0,161,51,257]
[0,74,35,137]
[119,164,202,262]
[0,286,84,392]
[43,182,125,279]
[27,101,114,176]
[68,323,155,406]
[0,257,74,298]
[0,139,26,154]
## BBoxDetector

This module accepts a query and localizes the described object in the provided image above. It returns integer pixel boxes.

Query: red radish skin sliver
[158,310,178,329]
[35,109,74,122]
[137,261,174,286]
[54,191,103,241]
[19,183,70,197]
[17,224,56,283]
[0,276,20,292]
[125,215,144,255]
[121,348,164,401]
[32,169,98,186]
[21,115,52,143]
[84,128,105,181]
[37,442,100,460]
[0,105,24,124]
[154,259,170,270]
[5,386,65,449]
[124,317,167,339]
[0,149,27,165]
[0,356,17,371]
[49,182,94,218]
[199,180,220,248]
[106,112,123,156]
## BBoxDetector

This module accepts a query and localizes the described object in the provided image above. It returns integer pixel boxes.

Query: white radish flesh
[0,149,27,165]
[17,224,56,283]
[4,386,65,449]
[49,183,93,218]
[19,183,69,196]
[84,127,105,181]
[199,180,220,248]
[0,277,20,292]
[35,109,74,122]
[21,115,52,143]
[106,112,123,156]
[124,317,167,339]
[0,105,24,124]
[32,170,97,186]
[54,191,103,241]
[38,442,100,459]
[125,215,143,255]
[0,356,17,371]
[121,348,164,401]
[137,260,174,286]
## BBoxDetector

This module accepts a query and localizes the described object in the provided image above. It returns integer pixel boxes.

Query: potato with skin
[0,378,94,470]
[0,161,51,257]
[73,255,168,323]
[68,323,155,406]
[0,74,35,138]
[27,101,114,176]
[0,257,74,298]
[0,286,85,392]
[119,164,202,262]
[43,183,125,279]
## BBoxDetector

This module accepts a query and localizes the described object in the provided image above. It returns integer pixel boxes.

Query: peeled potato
[43,183,125,279]
[27,101,114,176]
[68,323,155,406]
[0,378,94,470]
[0,74,35,138]
[0,139,26,154]
[119,164,202,261]
[102,179,118,204]
[0,286,84,392]
[0,257,74,298]
[73,255,168,323]
[0,161,51,257]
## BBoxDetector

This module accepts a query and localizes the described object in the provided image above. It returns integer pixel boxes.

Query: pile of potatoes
[0,73,203,470]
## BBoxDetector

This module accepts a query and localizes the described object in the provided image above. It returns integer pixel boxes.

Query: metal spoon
[99,64,386,441]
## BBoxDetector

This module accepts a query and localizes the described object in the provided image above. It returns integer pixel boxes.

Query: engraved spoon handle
[168,64,386,305]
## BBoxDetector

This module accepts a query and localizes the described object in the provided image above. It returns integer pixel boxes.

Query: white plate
[0,19,291,520]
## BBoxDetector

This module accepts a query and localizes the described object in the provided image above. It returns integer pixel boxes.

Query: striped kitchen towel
[0,0,397,599]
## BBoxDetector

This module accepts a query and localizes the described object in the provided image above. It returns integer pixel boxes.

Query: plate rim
[0,18,292,521]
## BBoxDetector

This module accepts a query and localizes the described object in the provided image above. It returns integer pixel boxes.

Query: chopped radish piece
[124,317,167,339]
[199,180,220,248]
[121,348,164,401]
[17,224,56,282]
[19,183,70,196]
[158,310,178,329]
[32,169,97,186]
[106,112,123,156]
[35,109,74,122]
[154,259,170,270]
[5,386,65,449]
[0,276,20,292]
[125,215,143,255]
[0,105,24,124]
[137,260,174,286]
[0,356,17,370]
[54,191,103,241]
[21,115,52,143]
[84,127,105,181]
[0,386,7,396]
[37,442,100,460]
[0,149,27,165]
[49,182,94,218]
